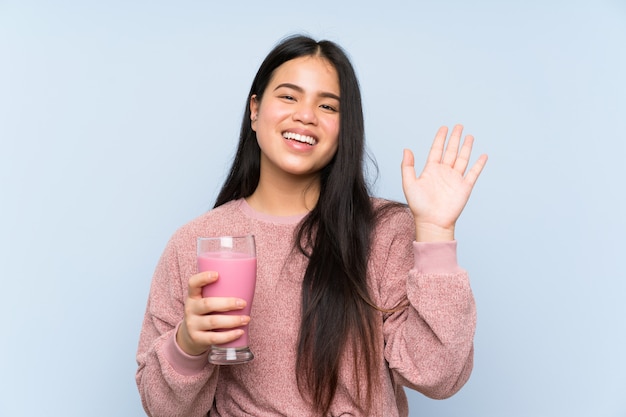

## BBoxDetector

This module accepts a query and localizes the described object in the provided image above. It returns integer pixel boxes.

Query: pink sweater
[136,199,475,417]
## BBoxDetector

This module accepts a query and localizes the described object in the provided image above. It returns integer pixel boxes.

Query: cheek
[322,118,340,143]
[324,132,340,162]
[261,101,291,120]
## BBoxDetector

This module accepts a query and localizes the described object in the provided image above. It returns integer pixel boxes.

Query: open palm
[401,125,488,241]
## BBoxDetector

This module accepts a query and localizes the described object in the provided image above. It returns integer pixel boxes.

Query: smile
[282,132,317,146]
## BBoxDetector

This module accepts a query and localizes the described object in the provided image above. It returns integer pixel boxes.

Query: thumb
[188,271,218,298]
[401,149,416,181]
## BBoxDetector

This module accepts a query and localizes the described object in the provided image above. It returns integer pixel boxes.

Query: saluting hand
[401,124,488,242]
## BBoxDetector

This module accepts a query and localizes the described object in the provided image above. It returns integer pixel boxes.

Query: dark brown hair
[215,34,384,414]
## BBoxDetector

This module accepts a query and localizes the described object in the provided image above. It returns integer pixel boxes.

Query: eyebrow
[274,83,340,102]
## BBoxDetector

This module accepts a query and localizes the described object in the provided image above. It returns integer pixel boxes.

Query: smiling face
[250,55,341,182]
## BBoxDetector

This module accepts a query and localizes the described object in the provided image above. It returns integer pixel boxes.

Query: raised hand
[401,125,487,242]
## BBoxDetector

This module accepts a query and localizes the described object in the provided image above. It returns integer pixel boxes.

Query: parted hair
[215,34,385,415]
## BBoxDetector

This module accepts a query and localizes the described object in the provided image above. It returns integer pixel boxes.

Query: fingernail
[241,316,250,324]
[236,300,246,308]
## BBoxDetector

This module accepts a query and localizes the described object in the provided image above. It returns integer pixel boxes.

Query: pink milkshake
[198,251,256,348]
[197,235,257,365]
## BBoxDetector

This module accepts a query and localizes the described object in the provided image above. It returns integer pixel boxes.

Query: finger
[202,297,247,314]
[200,313,250,332]
[464,154,488,186]
[187,295,246,316]
[183,323,245,351]
[426,126,449,164]
[454,134,474,174]
[188,271,219,298]
[206,329,246,346]
[401,148,416,179]
[441,124,463,166]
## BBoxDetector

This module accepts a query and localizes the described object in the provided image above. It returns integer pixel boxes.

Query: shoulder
[150,200,248,286]
[367,197,415,269]
[168,200,246,249]
[370,197,414,241]
[367,198,415,301]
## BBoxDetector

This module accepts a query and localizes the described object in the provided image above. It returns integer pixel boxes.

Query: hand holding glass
[197,235,257,365]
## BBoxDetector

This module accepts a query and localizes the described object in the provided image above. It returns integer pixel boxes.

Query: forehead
[268,56,339,93]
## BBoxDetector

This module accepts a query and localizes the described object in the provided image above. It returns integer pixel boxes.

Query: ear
[250,95,259,131]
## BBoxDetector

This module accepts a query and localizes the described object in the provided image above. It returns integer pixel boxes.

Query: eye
[280,95,295,101]
[320,104,339,112]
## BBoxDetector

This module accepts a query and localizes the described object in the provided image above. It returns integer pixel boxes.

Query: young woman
[136,35,487,417]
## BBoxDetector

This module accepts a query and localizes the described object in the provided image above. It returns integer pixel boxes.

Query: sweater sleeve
[377,213,476,400]
[135,235,219,417]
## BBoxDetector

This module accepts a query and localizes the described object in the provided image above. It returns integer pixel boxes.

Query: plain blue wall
[1,1,625,416]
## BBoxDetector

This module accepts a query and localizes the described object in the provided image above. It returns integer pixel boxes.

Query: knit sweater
[136,198,476,417]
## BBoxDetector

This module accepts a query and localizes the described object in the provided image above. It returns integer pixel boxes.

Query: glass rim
[197,234,255,242]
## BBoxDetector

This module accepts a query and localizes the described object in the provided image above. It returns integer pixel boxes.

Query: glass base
[208,347,254,365]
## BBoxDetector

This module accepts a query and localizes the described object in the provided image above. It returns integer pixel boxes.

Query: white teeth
[282,132,317,145]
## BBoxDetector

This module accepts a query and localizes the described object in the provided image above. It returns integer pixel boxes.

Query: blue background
[1,1,625,416]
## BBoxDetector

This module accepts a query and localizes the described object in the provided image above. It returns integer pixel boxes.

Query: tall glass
[197,235,257,365]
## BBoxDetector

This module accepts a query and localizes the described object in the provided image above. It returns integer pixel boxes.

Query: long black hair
[215,34,382,415]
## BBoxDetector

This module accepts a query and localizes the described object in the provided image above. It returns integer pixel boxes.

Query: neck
[246,170,320,217]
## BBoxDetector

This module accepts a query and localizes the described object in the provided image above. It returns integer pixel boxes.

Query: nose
[292,100,317,125]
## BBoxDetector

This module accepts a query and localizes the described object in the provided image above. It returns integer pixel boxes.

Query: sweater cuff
[413,241,463,274]
[162,322,210,376]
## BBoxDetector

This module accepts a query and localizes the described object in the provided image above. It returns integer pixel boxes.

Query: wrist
[165,323,211,376]
[415,222,455,242]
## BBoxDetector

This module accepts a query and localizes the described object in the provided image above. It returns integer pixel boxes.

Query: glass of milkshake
[197,235,257,365]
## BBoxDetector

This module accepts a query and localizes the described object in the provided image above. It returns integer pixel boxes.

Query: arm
[135,238,218,417]
[380,125,486,396]
[380,234,476,398]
